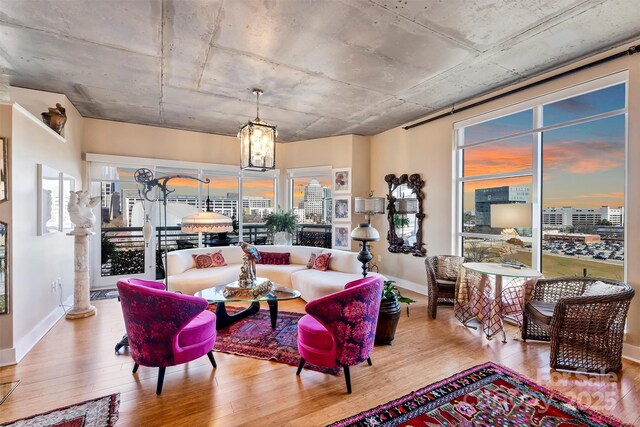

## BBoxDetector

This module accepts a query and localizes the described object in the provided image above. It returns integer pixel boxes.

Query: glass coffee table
[195,279,301,330]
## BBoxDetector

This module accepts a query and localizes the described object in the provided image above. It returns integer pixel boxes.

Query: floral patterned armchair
[117,278,218,394]
[296,275,383,393]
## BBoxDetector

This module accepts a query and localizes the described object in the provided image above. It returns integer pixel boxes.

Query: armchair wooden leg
[132,363,139,374]
[296,358,306,375]
[366,357,372,366]
[344,366,352,394]
[156,367,166,395]
[207,351,217,368]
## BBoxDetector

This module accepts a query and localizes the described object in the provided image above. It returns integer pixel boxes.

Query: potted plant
[375,280,415,345]
[264,207,297,245]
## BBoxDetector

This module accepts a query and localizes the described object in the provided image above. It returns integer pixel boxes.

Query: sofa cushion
[168,265,240,295]
[192,251,226,268]
[582,281,624,297]
[436,256,463,281]
[256,245,320,266]
[309,253,331,271]
[255,264,307,287]
[321,249,360,274]
[167,246,244,275]
[258,251,290,265]
[291,270,384,302]
[526,301,556,325]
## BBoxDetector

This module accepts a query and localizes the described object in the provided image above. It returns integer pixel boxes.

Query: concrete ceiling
[0,0,639,142]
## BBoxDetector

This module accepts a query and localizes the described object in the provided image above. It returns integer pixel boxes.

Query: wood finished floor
[1,291,640,426]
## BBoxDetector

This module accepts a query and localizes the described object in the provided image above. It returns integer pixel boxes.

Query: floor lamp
[133,168,210,291]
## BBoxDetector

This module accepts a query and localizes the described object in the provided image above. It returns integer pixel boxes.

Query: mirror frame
[384,173,426,257]
[0,220,7,314]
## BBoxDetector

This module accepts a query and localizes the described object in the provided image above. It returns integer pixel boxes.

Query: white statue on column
[66,190,101,319]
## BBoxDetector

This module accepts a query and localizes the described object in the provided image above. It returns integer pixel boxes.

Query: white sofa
[166,245,384,301]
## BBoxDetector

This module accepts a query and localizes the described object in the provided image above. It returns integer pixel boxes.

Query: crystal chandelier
[238,88,277,171]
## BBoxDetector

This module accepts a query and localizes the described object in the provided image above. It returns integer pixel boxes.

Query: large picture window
[456,76,626,280]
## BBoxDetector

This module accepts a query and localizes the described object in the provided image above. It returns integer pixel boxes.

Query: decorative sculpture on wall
[384,173,426,257]
[66,190,101,319]
[41,103,67,135]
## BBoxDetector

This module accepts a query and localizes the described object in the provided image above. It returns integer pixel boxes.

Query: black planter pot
[375,298,401,345]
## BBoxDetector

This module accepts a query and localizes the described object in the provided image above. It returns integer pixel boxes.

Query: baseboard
[622,342,640,364]
[0,347,17,367]
[384,275,426,296]
[13,295,73,364]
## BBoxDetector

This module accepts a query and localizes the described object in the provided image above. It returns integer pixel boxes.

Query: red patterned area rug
[210,305,339,375]
[0,393,119,427]
[328,362,631,427]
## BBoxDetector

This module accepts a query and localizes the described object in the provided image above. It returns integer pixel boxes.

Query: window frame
[454,72,628,276]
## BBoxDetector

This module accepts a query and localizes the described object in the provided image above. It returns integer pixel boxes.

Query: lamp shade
[395,198,418,214]
[181,212,233,234]
[354,197,385,215]
[350,223,380,242]
[490,203,532,228]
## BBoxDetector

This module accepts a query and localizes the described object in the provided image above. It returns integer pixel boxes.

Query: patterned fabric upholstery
[117,279,216,368]
[300,275,383,367]
[308,252,332,271]
[192,251,226,268]
[258,251,291,265]
[435,255,464,281]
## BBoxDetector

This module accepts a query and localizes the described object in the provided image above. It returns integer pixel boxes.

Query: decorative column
[66,190,100,320]
[66,227,96,319]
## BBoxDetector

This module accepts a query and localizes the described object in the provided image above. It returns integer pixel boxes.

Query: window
[456,77,626,280]
[291,176,332,225]
[241,174,276,243]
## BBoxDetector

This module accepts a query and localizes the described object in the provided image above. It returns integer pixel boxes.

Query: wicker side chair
[425,255,464,319]
[522,277,634,373]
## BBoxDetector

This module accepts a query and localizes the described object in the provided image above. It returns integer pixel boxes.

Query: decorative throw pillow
[192,251,226,269]
[306,252,320,269]
[582,281,623,297]
[436,256,463,281]
[258,251,291,265]
[310,253,332,271]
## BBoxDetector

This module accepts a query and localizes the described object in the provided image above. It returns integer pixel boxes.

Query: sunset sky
[463,83,625,210]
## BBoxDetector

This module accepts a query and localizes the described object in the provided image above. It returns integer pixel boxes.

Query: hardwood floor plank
[0,291,638,426]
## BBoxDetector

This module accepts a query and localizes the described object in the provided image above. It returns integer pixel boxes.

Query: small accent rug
[0,393,119,427]
[328,362,630,427]
[210,305,339,375]
[90,289,119,301]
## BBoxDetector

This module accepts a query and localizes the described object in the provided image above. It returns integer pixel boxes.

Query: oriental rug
[0,393,119,427]
[210,305,339,375]
[328,362,630,427]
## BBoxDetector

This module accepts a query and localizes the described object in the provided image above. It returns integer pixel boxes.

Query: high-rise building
[302,178,331,223]
[475,186,529,227]
[543,206,624,227]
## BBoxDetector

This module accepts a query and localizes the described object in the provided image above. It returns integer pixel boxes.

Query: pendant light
[238,88,277,172]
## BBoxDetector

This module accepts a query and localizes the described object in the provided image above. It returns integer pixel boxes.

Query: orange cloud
[543,140,623,174]
[464,145,531,176]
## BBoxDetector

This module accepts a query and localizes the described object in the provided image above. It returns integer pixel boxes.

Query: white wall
[369,40,640,356]
[0,88,84,365]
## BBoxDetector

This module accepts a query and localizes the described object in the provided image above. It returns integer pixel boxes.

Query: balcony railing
[100,223,332,278]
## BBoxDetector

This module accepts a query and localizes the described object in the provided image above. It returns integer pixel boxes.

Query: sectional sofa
[166,245,384,301]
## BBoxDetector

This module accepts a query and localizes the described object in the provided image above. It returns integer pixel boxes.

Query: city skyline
[463,83,625,210]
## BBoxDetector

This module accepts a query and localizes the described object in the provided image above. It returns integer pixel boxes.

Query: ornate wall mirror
[385,174,426,257]
[0,221,7,314]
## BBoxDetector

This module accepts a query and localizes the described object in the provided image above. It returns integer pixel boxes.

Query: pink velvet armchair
[296,275,383,393]
[116,278,218,395]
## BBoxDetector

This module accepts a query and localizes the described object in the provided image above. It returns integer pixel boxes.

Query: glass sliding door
[242,175,275,244]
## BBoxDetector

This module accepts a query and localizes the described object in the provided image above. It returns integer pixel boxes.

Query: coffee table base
[215,300,278,330]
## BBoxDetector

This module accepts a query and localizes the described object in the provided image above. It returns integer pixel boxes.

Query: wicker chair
[522,277,634,373]
[425,255,464,319]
